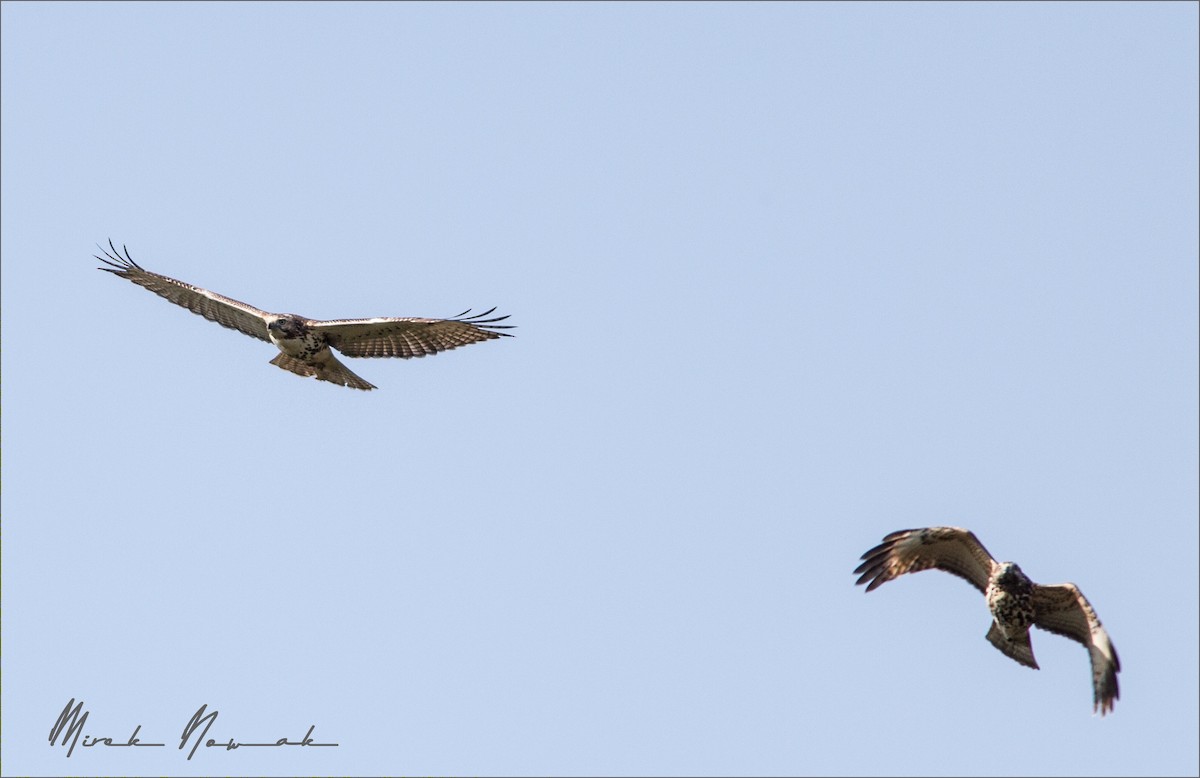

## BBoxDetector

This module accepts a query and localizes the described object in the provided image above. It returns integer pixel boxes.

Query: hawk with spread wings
[854,526,1120,715]
[97,240,513,390]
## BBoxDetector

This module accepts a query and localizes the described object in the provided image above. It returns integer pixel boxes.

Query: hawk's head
[267,314,309,340]
[995,562,1032,590]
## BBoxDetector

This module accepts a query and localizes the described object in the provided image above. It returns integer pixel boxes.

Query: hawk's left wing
[1031,583,1121,715]
[311,308,514,358]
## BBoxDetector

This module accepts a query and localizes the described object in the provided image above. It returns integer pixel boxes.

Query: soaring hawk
[854,526,1120,715]
[97,240,513,390]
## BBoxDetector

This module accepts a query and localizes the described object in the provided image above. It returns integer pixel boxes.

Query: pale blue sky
[2,2,1197,776]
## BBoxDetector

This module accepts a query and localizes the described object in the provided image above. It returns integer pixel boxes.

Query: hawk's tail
[986,622,1039,670]
[269,352,377,391]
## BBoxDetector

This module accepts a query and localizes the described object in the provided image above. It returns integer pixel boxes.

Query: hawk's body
[97,241,513,390]
[855,526,1120,715]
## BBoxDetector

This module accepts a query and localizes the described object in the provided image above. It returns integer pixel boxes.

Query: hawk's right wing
[854,526,999,594]
[97,240,272,343]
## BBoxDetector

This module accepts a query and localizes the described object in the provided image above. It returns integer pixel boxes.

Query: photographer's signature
[49,698,339,760]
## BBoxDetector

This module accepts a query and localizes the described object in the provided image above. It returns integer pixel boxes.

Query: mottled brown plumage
[97,240,513,390]
[855,526,1120,715]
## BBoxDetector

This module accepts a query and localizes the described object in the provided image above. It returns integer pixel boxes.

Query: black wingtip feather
[95,239,143,273]
[451,307,516,334]
[853,539,895,590]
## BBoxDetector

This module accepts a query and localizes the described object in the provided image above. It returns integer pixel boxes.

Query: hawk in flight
[854,526,1120,715]
[97,240,513,390]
